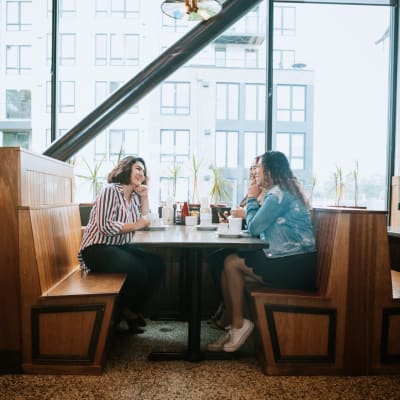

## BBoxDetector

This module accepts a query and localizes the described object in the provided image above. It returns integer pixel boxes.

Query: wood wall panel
[0,148,74,373]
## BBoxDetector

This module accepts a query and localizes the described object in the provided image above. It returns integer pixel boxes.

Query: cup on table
[185,215,198,226]
[228,217,242,234]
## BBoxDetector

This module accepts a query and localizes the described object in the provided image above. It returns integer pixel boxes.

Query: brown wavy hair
[260,151,309,207]
[107,156,147,185]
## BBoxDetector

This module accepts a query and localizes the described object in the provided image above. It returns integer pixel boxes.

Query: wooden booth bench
[248,207,400,376]
[18,204,126,375]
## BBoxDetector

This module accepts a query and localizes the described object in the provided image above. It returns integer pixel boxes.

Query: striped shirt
[78,183,142,274]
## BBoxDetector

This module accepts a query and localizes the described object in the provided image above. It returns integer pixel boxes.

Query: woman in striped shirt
[79,156,165,334]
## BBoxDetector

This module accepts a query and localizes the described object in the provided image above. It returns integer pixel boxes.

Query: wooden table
[132,224,267,362]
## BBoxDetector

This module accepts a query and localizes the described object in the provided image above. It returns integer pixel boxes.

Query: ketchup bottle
[181,201,189,224]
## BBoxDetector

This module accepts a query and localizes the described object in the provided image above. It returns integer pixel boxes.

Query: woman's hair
[107,156,147,185]
[261,150,309,207]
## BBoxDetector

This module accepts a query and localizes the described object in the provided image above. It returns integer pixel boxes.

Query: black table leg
[149,248,203,361]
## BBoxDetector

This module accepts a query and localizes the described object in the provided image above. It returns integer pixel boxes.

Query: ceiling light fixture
[161,0,222,21]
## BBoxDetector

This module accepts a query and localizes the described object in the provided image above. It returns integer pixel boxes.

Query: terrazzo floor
[1,320,400,400]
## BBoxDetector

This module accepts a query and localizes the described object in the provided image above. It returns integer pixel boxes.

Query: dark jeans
[82,244,165,313]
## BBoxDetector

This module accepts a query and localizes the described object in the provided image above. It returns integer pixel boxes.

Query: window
[216,83,239,120]
[215,131,238,168]
[161,82,190,115]
[95,34,108,65]
[215,48,226,67]
[109,129,139,160]
[273,49,295,69]
[94,131,107,161]
[274,6,296,36]
[244,131,265,167]
[245,49,258,68]
[6,45,31,74]
[47,0,76,17]
[6,0,32,31]
[276,85,306,122]
[6,90,31,119]
[111,34,139,65]
[276,132,305,170]
[245,84,265,121]
[60,34,76,65]
[111,0,140,18]
[46,81,75,113]
[96,0,140,18]
[160,129,190,163]
[1,131,30,148]
[94,129,139,161]
[95,34,140,66]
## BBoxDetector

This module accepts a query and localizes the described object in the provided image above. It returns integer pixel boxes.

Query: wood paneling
[18,204,125,374]
[0,148,73,372]
[249,207,397,376]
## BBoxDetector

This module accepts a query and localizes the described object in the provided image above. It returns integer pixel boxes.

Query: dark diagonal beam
[43,0,262,161]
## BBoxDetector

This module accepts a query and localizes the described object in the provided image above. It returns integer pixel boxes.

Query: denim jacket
[246,185,316,258]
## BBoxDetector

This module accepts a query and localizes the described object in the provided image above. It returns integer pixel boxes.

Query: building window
[245,84,265,121]
[216,83,239,120]
[47,0,76,17]
[6,0,32,31]
[160,129,190,163]
[109,129,139,160]
[94,129,139,161]
[276,84,306,122]
[105,33,139,66]
[60,33,76,65]
[6,90,31,119]
[161,82,190,115]
[46,33,76,65]
[46,81,75,113]
[215,48,226,67]
[274,6,296,36]
[215,131,238,168]
[276,132,305,170]
[245,49,258,68]
[273,49,295,69]
[244,131,265,167]
[95,81,138,113]
[6,45,32,74]
[96,0,140,18]
[1,130,31,148]
[95,34,108,65]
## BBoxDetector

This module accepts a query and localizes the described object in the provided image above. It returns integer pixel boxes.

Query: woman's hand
[134,184,148,198]
[247,182,261,199]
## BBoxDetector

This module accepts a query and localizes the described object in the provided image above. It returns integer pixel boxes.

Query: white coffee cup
[228,217,242,234]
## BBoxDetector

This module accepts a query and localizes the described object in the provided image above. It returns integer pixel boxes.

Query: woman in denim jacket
[207,150,317,353]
